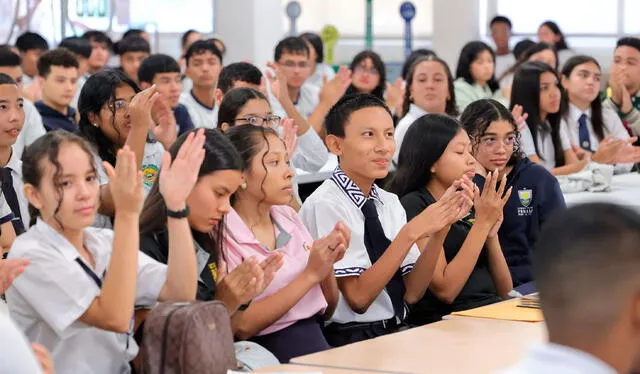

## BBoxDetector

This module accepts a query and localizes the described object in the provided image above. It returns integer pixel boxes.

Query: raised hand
[609,65,633,113]
[319,65,352,106]
[474,171,512,226]
[128,84,160,129]
[385,77,405,113]
[31,343,55,374]
[280,118,299,159]
[0,257,29,294]
[265,62,288,103]
[103,145,144,214]
[410,184,468,239]
[305,222,350,282]
[511,104,529,131]
[453,175,475,222]
[151,94,178,149]
[159,129,206,211]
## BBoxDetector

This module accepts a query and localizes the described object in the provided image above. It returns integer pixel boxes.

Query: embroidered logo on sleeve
[517,188,534,216]
[142,164,160,188]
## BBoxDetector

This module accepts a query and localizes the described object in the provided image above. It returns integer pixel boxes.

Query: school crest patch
[142,164,159,188]
[518,189,532,207]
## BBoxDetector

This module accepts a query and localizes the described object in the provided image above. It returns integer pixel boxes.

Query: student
[300,94,470,346]
[390,114,511,325]
[394,55,458,164]
[344,50,404,117]
[273,37,320,119]
[300,32,335,89]
[513,39,535,61]
[537,21,573,68]
[511,61,587,175]
[15,32,49,87]
[82,30,113,75]
[34,48,79,133]
[0,47,46,161]
[216,62,263,101]
[179,40,223,129]
[497,203,640,374]
[78,70,175,221]
[454,41,508,112]
[179,29,203,92]
[6,130,200,374]
[490,15,515,79]
[138,54,195,136]
[217,87,328,174]
[401,49,437,81]
[460,99,565,287]
[209,37,227,58]
[560,55,640,173]
[603,37,640,137]
[499,42,558,89]
[59,37,93,109]
[121,28,150,44]
[0,73,32,237]
[114,36,150,84]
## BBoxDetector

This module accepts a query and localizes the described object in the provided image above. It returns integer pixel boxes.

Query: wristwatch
[167,204,190,219]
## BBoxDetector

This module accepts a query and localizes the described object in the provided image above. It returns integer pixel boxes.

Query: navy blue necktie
[361,198,406,320]
[578,113,592,152]
[1,167,24,235]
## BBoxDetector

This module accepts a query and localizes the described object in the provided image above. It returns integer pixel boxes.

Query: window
[623,0,640,34]
[282,0,433,38]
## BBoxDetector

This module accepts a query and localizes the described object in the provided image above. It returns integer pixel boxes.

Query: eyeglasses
[479,135,517,149]
[354,65,379,75]
[107,100,129,112]
[234,115,282,127]
[279,60,309,70]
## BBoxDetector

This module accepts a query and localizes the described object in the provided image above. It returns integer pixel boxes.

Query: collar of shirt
[407,103,428,119]
[330,166,383,209]
[520,343,618,374]
[5,148,21,173]
[34,101,76,120]
[569,103,593,124]
[33,218,109,275]
[224,206,294,249]
[189,90,215,111]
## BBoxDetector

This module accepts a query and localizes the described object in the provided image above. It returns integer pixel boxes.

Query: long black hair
[540,21,569,51]
[455,41,500,93]
[511,61,565,166]
[140,128,243,259]
[217,87,269,128]
[388,114,462,198]
[78,69,141,166]
[460,99,523,167]
[402,55,458,117]
[499,42,558,81]
[344,50,387,100]
[560,55,605,141]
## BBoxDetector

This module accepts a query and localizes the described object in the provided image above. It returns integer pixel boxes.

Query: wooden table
[253,364,395,373]
[291,317,546,374]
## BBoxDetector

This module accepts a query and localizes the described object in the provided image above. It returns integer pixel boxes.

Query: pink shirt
[222,205,327,336]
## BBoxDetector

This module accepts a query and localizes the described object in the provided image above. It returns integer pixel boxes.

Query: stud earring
[93,123,99,128]
[240,182,247,190]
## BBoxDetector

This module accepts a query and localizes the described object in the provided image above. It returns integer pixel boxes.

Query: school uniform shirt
[270,83,320,120]
[71,74,89,110]
[140,228,218,301]
[561,104,634,174]
[474,158,565,286]
[34,101,77,133]
[602,87,640,137]
[222,205,327,336]
[494,53,516,82]
[520,121,572,170]
[182,76,193,93]
[0,312,44,374]
[0,188,15,225]
[401,188,502,325]
[3,149,30,228]
[172,104,196,136]
[13,99,46,161]
[393,103,428,164]
[6,218,168,374]
[453,78,509,113]
[495,343,617,374]
[288,126,329,173]
[179,90,217,129]
[305,63,336,89]
[299,167,420,324]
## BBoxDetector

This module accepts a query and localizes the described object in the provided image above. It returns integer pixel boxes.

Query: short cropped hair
[137,54,180,84]
[37,48,79,78]
[325,94,391,138]
[217,62,262,94]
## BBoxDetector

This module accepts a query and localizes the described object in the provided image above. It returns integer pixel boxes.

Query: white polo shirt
[287,127,328,173]
[305,63,336,89]
[179,91,217,129]
[13,99,46,161]
[561,104,633,174]
[520,121,572,170]
[300,167,419,324]
[393,104,428,164]
[270,83,320,120]
[0,312,44,374]
[6,219,168,374]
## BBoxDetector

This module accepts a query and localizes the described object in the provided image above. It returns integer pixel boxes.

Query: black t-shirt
[400,188,502,325]
[140,229,217,301]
